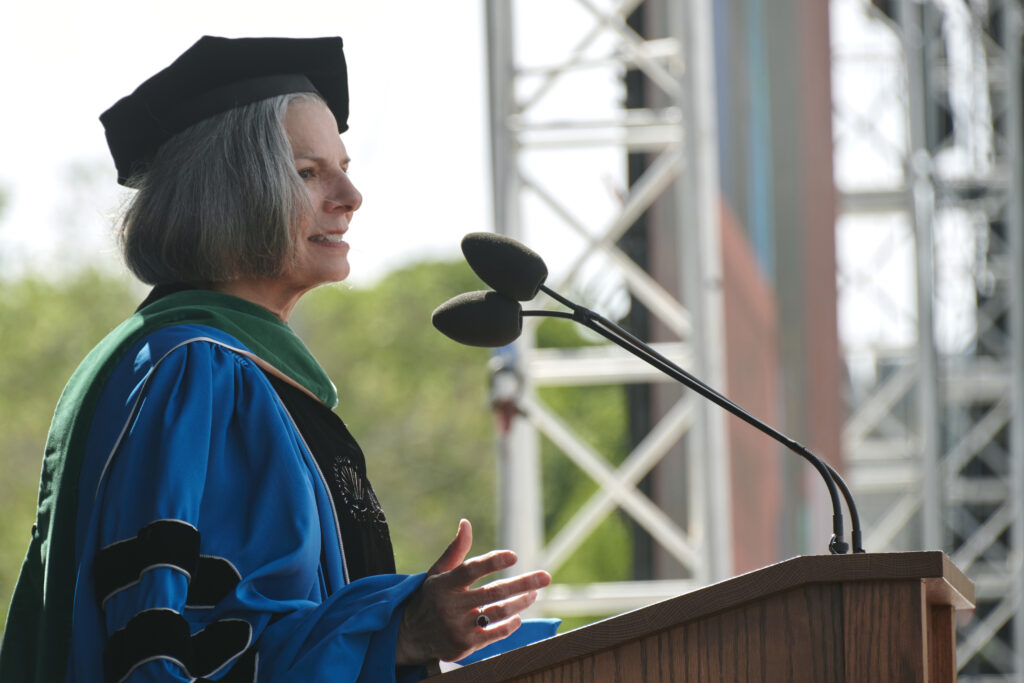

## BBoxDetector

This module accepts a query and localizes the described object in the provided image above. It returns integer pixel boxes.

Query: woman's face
[280,98,362,291]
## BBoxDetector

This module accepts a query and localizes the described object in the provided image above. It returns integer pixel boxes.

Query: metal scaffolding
[485,1,1024,668]
[831,0,1024,678]
[484,0,732,616]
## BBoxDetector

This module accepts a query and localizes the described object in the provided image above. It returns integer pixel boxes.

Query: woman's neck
[210,279,307,321]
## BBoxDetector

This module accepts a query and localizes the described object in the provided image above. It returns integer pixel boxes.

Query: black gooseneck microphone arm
[528,283,864,555]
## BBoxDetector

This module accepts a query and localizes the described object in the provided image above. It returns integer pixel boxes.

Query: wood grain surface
[428,551,974,683]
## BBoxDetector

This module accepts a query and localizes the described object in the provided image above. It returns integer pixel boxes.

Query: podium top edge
[755,550,974,608]
[427,551,975,681]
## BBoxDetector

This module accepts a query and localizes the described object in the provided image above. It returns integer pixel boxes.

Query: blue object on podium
[456,618,562,666]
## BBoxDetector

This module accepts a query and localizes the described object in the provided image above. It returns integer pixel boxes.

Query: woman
[0,36,550,682]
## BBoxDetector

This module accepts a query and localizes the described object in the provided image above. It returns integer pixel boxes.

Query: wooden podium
[429,552,974,682]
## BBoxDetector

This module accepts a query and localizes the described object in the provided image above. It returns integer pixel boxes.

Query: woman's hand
[395,519,552,665]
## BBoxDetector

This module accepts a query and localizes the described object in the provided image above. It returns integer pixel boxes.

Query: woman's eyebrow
[293,152,352,166]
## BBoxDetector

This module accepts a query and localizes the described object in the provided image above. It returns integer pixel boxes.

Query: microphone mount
[524,283,864,555]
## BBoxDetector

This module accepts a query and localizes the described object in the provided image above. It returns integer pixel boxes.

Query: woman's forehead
[284,100,347,159]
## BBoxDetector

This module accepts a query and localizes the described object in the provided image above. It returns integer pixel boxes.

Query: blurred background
[1,0,1022,679]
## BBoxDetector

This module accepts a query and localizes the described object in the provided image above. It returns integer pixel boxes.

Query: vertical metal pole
[485,0,544,570]
[674,0,733,581]
[1002,1,1024,674]
[485,0,516,241]
[497,387,544,571]
[900,0,943,550]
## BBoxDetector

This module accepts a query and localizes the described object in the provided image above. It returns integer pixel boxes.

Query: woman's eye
[297,168,315,179]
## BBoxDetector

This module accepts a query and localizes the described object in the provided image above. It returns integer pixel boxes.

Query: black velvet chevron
[94,519,242,609]
[95,520,200,606]
[103,609,252,682]
[186,555,243,608]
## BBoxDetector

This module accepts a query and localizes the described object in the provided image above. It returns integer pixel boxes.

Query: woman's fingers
[427,519,474,576]
[441,548,519,588]
[432,554,551,618]
[472,613,523,645]
[397,519,553,665]
[469,570,551,607]
[475,589,540,629]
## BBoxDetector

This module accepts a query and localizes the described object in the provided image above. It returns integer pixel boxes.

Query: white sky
[0,0,493,285]
[0,0,978,356]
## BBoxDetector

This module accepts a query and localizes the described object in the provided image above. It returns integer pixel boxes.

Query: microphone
[431,290,524,347]
[437,232,865,555]
[461,232,548,301]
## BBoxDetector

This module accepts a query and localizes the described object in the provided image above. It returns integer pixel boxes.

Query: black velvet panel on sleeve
[264,373,397,580]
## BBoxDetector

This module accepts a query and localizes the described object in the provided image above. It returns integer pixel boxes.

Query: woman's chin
[317,263,351,287]
[306,257,352,287]
[331,262,351,283]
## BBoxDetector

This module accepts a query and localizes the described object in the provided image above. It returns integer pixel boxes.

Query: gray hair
[117,92,323,285]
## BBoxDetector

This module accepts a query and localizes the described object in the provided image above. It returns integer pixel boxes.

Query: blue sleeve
[76,340,424,682]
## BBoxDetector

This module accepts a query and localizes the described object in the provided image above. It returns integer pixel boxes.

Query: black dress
[265,373,397,581]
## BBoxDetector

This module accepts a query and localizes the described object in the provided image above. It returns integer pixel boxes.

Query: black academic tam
[100,35,349,186]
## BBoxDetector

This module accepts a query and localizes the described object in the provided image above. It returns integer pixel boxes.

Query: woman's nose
[325,172,362,214]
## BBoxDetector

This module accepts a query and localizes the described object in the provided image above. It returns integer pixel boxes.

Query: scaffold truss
[831,0,1024,677]
[484,0,732,617]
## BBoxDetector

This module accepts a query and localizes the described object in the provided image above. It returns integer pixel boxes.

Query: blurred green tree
[0,270,139,629]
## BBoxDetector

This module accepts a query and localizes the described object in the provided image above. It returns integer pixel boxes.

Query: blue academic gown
[66,323,425,682]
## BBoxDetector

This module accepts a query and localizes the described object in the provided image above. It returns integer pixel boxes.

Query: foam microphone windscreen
[461,232,548,301]
[431,290,524,347]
